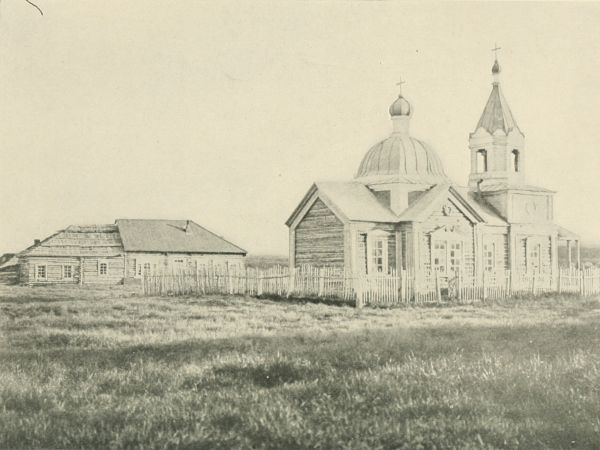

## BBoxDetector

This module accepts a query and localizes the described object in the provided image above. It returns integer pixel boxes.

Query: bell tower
[468,48,526,190]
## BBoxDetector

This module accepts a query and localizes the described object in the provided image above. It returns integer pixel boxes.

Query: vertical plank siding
[142,264,600,307]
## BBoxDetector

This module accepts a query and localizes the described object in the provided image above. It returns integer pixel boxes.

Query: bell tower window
[477,149,488,172]
[512,149,520,172]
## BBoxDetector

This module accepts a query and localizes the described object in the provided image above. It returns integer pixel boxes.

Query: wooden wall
[294,198,345,268]
[20,256,125,285]
[125,252,246,278]
[516,235,552,273]
[419,200,476,275]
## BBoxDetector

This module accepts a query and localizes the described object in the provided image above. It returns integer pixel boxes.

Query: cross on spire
[396,76,406,95]
[491,43,501,60]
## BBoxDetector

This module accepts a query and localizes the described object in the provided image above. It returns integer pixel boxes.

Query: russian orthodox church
[286,56,580,281]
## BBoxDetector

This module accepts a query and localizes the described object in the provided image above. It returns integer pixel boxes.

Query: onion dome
[492,58,501,75]
[389,95,411,117]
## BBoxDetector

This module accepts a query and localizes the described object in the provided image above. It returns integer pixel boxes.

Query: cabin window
[99,262,108,276]
[477,149,488,172]
[62,265,73,279]
[137,262,142,276]
[484,243,495,272]
[512,149,520,172]
[143,262,151,275]
[36,265,47,280]
[370,238,387,273]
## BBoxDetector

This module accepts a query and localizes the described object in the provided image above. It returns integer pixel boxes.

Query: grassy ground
[1,286,600,449]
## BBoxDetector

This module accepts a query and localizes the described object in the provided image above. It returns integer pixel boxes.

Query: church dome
[355,87,449,184]
[355,136,449,184]
[389,95,411,116]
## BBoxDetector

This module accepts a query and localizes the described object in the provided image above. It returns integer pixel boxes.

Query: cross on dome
[396,76,406,96]
[491,43,502,59]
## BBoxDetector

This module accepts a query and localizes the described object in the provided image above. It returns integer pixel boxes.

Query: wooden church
[286,56,580,281]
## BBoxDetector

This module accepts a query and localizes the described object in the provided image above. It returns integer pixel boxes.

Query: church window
[527,242,541,272]
[359,234,368,274]
[370,238,388,273]
[484,243,495,272]
[433,241,447,274]
[449,242,462,274]
[432,238,463,276]
[512,149,520,172]
[477,149,488,172]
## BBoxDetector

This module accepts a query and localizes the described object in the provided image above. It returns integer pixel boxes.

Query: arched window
[477,149,488,172]
[512,149,520,172]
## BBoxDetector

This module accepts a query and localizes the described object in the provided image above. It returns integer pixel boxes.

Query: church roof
[397,183,507,226]
[475,83,520,134]
[116,219,246,254]
[478,182,555,193]
[286,182,398,226]
[355,135,449,184]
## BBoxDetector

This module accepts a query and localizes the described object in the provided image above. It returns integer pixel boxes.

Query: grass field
[1,286,600,449]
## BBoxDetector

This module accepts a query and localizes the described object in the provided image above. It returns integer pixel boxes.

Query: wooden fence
[142,265,600,307]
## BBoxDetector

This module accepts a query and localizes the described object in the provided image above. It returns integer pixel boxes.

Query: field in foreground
[1,286,600,449]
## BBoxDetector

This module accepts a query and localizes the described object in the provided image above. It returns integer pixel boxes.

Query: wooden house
[17,219,246,285]
[286,57,580,282]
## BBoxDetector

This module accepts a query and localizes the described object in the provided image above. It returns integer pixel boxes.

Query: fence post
[580,269,585,296]
[435,271,441,303]
[287,267,295,298]
[355,274,363,309]
[457,271,462,302]
[318,268,324,297]
[506,270,512,298]
[482,272,487,301]
[257,271,263,296]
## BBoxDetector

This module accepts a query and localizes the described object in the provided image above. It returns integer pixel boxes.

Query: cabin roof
[116,219,246,254]
[19,225,124,257]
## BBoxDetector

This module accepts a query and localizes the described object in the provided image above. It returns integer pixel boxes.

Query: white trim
[98,259,109,276]
[35,264,47,281]
[62,264,74,280]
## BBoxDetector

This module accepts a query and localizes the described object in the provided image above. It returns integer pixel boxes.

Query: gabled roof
[476,83,520,135]
[286,181,398,226]
[116,219,246,254]
[20,225,124,257]
[397,183,507,226]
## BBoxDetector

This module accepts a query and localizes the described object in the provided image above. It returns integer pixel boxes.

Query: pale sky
[1,1,600,255]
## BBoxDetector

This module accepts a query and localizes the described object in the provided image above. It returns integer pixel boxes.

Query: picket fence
[142,265,600,307]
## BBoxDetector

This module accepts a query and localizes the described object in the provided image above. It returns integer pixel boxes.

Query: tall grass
[1,286,600,449]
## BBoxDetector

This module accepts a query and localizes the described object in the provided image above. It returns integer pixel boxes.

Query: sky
[1,1,600,256]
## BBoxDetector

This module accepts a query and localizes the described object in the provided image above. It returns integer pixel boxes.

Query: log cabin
[17,219,246,285]
[286,57,580,283]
